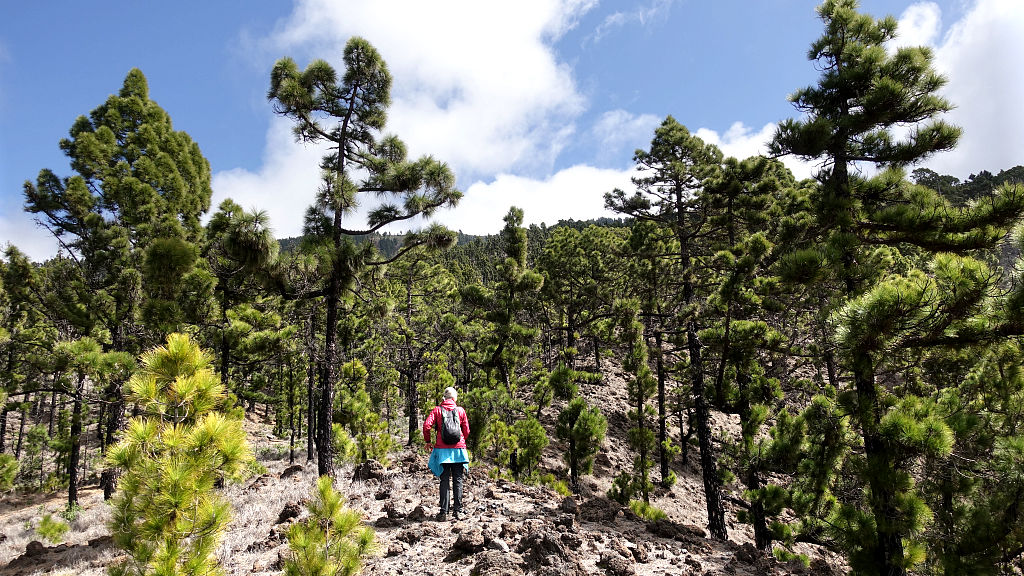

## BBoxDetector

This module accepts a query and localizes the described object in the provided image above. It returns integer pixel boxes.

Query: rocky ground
[0,366,845,575]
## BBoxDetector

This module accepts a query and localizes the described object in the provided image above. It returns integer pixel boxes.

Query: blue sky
[2,0,1021,261]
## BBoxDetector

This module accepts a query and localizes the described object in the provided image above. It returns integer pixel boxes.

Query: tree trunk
[737,370,770,549]
[316,204,348,478]
[101,380,126,500]
[689,320,727,540]
[713,302,732,409]
[306,360,316,462]
[68,373,84,508]
[854,351,906,576]
[220,329,231,390]
[47,388,58,436]
[0,407,8,453]
[15,404,27,459]
[654,329,670,486]
[288,359,296,465]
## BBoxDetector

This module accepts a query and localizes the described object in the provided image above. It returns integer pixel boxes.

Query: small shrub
[773,547,810,567]
[106,333,254,576]
[59,503,82,522]
[538,473,571,497]
[607,471,635,505]
[0,453,17,491]
[629,499,667,522]
[36,513,70,544]
[285,475,376,576]
[247,460,269,477]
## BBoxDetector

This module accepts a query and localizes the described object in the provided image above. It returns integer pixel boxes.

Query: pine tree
[614,299,658,503]
[769,1,1024,573]
[606,117,728,538]
[284,475,375,576]
[268,37,461,477]
[23,69,216,498]
[106,333,253,576]
[556,397,607,491]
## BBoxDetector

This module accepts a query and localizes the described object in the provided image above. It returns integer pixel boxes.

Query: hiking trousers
[440,462,464,514]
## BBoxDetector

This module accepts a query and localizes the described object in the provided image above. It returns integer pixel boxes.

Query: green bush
[629,499,667,522]
[285,475,376,576]
[607,471,635,505]
[0,454,17,492]
[106,333,254,576]
[36,513,70,544]
[538,473,571,497]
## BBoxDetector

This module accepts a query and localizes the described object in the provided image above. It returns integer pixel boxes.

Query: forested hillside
[3,1,1024,575]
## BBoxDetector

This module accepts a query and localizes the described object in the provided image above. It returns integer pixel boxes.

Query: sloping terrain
[0,370,843,576]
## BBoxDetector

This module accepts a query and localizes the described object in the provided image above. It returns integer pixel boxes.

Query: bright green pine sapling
[285,475,375,576]
[613,299,658,503]
[106,333,254,576]
[334,360,394,466]
[556,397,607,492]
[0,390,16,492]
[512,417,548,479]
[36,513,70,544]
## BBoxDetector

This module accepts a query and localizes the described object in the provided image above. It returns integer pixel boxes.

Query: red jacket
[423,399,470,449]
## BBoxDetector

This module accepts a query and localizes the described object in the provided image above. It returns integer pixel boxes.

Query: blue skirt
[429,448,470,477]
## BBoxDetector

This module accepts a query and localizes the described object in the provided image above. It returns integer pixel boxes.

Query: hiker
[422,386,470,520]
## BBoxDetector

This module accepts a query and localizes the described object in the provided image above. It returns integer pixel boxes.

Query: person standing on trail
[423,386,470,521]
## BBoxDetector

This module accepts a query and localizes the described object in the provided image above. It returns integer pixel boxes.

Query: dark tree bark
[67,373,85,508]
[654,329,670,486]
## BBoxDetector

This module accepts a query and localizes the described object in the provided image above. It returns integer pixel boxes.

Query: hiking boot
[452,510,461,521]
[435,511,447,521]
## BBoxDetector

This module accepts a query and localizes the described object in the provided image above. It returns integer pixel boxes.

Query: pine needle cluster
[284,475,376,576]
[106,333,253,576]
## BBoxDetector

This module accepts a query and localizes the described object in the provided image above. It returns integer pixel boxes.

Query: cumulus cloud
[695,122,816,180]
[891,2,942,49]
[922,0,1024,178]
[214,0,631,237]
[591,109,661,163]
[0,212,61,263]
[266,0,594,178]
[437,165,636,234]
[210,116,329,239]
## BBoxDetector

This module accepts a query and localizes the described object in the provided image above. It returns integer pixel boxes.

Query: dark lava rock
[276,501,301,524]
[517,530,587,576]
[472,550,524,576]
[246,473,273,491]
[454,526,487,553]
[646,518,707,542]
[280,464,303,479]
[579,496,623,523]
[555,513,575,530]
[598,551,636,576]
[352,460,388,481]
[25,540,46,557]
[407,505,428,521]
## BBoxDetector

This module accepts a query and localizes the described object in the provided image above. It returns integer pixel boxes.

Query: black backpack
[439,407,462,445]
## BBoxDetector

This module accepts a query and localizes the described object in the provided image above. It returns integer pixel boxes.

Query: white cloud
[590,0,677,43]
[437,165,636,234]
[923,0,1024,178]
[695,122,816,180]
[211,116,329,239]
[0,212,61,263]
[591,109,661,163]
[213,0,615,237]
[266,0,594,179]
[892,2,942,49]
